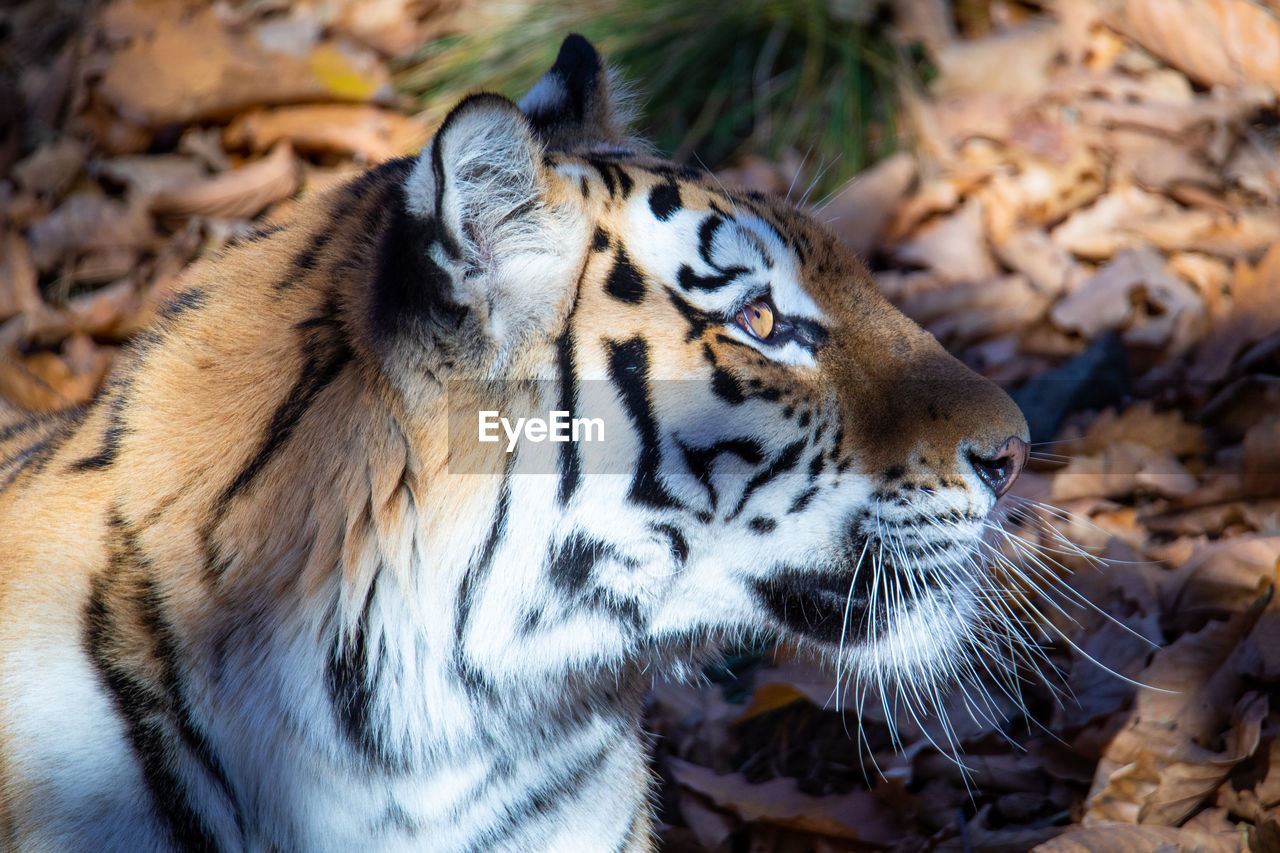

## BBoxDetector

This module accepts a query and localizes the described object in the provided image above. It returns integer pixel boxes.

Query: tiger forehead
[545,153,826,303]
[544,152,808,242]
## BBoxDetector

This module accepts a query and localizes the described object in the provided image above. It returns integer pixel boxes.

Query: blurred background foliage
[394,0,921,201]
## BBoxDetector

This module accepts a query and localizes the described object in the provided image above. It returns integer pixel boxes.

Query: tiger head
[366,36,1029,699]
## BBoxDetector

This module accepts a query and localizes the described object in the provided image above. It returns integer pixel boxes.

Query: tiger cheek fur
[0,35,1027,853]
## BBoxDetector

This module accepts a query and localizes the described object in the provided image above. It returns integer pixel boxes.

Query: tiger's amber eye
[739,301,775,339]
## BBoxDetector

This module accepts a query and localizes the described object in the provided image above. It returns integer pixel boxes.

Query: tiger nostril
[968,436,1028,498]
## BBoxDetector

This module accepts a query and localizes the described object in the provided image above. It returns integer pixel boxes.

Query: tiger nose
[968,436,1028,498]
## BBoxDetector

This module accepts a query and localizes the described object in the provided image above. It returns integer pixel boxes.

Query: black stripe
[555,331,581,506]
[604,248,646,304]
[667,291,710,341]
[606,337,681,510]
[748,516,777,534]
[468,742,612,851]
[676,263,743,292]
[83,516,232,852]
[326,570,405,769]
[588,159,634,198]
[370,183,468,342]
[650,523,689,564]
[728,439,806,520]
[678,437,764,511]
[72,390,128,472]
[0,412,44,444]
[591,227,610,252]
[788,485,819,513]
[0,411,81,492]
[228,224,283,247]
[648,182,681,221]
[548,533,614,593]
[216,330,351,511]
[453,471,510,694]
[710,368,744,405]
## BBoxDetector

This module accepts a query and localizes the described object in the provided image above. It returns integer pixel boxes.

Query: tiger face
[385,36,1029,694]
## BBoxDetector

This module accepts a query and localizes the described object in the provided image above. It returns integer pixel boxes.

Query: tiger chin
[0,35,1030,853]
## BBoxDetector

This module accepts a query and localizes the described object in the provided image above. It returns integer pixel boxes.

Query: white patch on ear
[404,97,585,365]
[517,75,567,119]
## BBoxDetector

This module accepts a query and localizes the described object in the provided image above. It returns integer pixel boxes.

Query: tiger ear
[518,34,636,151]
[396,93,576,356]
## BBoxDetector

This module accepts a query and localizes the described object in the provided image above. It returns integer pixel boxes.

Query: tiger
[0,34,1030,852]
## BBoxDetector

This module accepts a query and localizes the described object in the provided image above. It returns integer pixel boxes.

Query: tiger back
[0,36,1029,852]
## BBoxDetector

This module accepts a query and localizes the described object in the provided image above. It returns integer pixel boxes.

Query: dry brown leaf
[66,278,139,338]
[666,757,901,844]
[1162,535,1280,632]
[1071,400,1207,459]
[1242,416,1280,498]
[0,335,112,411]
[1192,244,1280,383]
[1083,588,1273,825]
[97,154,209,198]
[933,20,1063,98]
[224,104,429,164]
[1225,139,1280,205]
[96,3,390,127]
[1049,442,1195,501]
[150,143,299,220]
[0,232,41,322]
[1051,248,1203,348]
[977,144,1104,242]
[822,152,916,257]
[1032,823,1240,853]
[892,198,997,282]
[1215,737,1280,824]
[11,136,85,196]
[1106,128,1220,194]
[67,248,138,285]
[1050,185,1177,259]
[992,228,1081,296]
[883,178,961,243]
[1105,0,1280,96]
[25,191,155,272]
[912,275,1050,344]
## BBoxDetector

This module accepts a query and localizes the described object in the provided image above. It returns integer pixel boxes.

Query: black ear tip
[553,33,602,78]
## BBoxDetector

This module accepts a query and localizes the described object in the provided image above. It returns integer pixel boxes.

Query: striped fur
[0,36,1029,852]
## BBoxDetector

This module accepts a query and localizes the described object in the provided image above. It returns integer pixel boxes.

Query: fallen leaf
[892,199,998,282]
[0,335,112,411]
[822,152,916,257]
[1051,248,1203,349]
[992,228,1081,296]
[1193,244,1280,383]
[150,143,299,220]
[0,232,40,322]
[224,104,429,164]
[1069,401,1207,459]
[25,191,155,272]
[10,136,85,196]
[933,21,1064,98]
[97,154,209,199]
[667,757,901,843]
[1083,589,1273,825]
[1032,823,1240,853]
[96,4,390,127]
[1161,536,1280,628]
[1106,0,1280,96]
[1050,185,1176,260]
